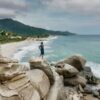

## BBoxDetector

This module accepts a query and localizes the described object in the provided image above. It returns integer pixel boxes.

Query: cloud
[0,8,16,18]
[0,0,27,10]
[1,0,99,34]
[0,0,29,18]
[42,0,100,14]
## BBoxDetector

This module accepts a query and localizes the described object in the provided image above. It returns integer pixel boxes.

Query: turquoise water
[45,35,100,63]
[15,35,100,64]
[13,35,100,78]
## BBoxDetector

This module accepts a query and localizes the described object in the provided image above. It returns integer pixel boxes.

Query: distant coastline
[0,18,76,37]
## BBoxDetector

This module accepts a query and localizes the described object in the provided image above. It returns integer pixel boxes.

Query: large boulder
[0,63,29,82]
[56,64,79,78]
[30,58,55,85]
[0,82,41,100]
[64,75,87,87]
[26,69,50,98]
[57,54,86,71]
[0,69,50,100]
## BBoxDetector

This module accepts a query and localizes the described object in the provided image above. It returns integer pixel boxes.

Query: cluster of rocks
[0,55,51,100]
[56,63,87,87]
[29,55,100,100]
[55,55,100,100]
[0,54,100,100]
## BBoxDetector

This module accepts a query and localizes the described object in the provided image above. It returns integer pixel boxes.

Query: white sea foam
[86,61,100,79]
[90,84,100,90]
[13,36,100,80]
[13,42,39,61]
[13,36,56,61]
[48,36,58,40]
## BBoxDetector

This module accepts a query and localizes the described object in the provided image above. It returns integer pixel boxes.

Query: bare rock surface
[26,69,50,98]
[64,75,87,87]
[84,95,99,100]
[56,64,79,78]
[57,54,86,71]
[0,55,99,100]
[0,56,50,100]
[30,58,55,85]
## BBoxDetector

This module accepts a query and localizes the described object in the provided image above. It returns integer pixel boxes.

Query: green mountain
[0,18,75,37]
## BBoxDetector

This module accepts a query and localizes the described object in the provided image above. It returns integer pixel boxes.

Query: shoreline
[1,40,31,58]
[0,36,56,58]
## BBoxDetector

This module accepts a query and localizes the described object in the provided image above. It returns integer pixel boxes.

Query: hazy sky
[0,0,100,34]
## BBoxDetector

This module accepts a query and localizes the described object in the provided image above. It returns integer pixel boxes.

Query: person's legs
[39,53,43,59]
[42,55,43,59]
[41,54,44,59]
[41,51,44,59]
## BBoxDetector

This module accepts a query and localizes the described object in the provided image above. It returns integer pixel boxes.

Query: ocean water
[13,35,100,78]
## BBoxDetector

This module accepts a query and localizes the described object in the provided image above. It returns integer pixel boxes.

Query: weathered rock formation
[0,56,50,100]
[56,54,86,71]
[64,75,87,87]
[55,54,100,100]
[30,58,55,85]
[80,67,98,85]
[56,64,79,78]
[0,54,99,100]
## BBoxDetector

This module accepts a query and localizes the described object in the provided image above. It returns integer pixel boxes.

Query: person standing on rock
[39,42,44,59]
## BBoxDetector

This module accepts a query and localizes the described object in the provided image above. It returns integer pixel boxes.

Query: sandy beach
[0,37,50,59]
[1,40,34,58]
